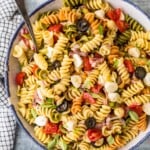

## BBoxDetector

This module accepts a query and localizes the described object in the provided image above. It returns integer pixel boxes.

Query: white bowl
[5,0,150,149]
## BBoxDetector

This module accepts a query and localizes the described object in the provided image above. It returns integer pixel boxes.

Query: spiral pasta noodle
[130,31,150,41]
[51,35,69,62]
[125,94,150,106]
[137,113,147,131]
[84,12,95,24]
[40,14,60,27]
[58,7,71,21]
[129,38,150,52]
[99,36,114,56]
[63,0,85,7]
[22,62,36,76]
[117,58,130,87]
[90,19,101,35]
[83,67,100,89]
[90,93,105,111]
[65,87,81,101]
[86,0,103,10]
[46,69,61,85]
[33,53,48,70]
[116,30,131,45]
[18,107,35,124]
[71,96,83,114]
[98,61,111,81]
[80,34,103,53]
[125,14,144,31]
[95,105,111,122]
[33,28,43,49]
[12,45,28,66]
[107,46,120,64]
[34,126,51,144]
[122,126,139,144]
[17,85,36,104]
[109,135,125,149]
[42,30,54,47]
[24,75,38,86]
[36,106,61,123]
[122,80,144,98]
[62,124,86,143]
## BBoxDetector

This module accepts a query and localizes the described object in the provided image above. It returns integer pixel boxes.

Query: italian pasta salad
[12,0,150,149]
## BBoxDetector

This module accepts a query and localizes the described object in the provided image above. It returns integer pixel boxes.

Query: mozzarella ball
[71,75,82,88]
[34,116,48,126]
[73,54,83,68]
[94,10,105,19]
[128,47,140,58]
[144,73,150,86]
[143,103,150,115]
[104,82,118,93]
[64,120,77,131]
[108,92,120,102]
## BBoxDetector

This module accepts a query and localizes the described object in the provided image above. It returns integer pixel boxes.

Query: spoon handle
[15,0,37,52]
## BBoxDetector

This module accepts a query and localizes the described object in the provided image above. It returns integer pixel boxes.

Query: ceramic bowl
[5,0,150,149]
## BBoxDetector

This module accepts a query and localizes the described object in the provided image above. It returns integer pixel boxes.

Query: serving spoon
[15,0,38,52]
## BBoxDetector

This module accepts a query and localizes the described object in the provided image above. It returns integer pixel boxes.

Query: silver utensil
[15,0,38,52]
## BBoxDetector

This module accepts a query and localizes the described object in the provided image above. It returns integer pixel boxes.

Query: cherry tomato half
[91,84,103,94]
[48,24,63,33]
[53,35,58,43]
[107,8,122,21]
[87,129,102,142]
[83,57,92,71]
[116,20,128,32]
[124,59,134,73]
[15,72,26,86]
[129,104,143,116]
[83,92,96,104]
[43,122,59,134]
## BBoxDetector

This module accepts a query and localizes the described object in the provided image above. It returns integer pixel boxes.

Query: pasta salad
[12,0,150,149]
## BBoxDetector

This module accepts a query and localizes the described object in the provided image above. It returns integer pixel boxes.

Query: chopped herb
[30,109,37,119]
[129,111,139,122]
[107,135,115,145]
[58,138,68,150]
[113,59,119,68]
[109,102,115,108]
[147,60,150,66]
[47,135,59,150]
[42,98,56,108]
[98,25,104,35]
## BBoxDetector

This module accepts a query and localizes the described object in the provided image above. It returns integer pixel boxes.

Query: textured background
[14,0,150,149]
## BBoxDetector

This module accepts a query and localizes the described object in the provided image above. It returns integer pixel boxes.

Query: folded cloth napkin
[0,0,22,150]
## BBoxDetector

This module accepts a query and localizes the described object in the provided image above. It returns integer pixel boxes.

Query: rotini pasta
[125,14,144,31]
[80,34,103,53]
[121,80,144,98]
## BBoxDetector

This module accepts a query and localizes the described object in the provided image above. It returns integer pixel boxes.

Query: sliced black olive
[76,19,89,32]
[56,100,68,113]
[135,66,146,79]
[85,117,96,129]
[53,60,61,68]
[91,138,104,148]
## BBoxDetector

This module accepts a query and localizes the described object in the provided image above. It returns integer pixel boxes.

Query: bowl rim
[5,0,150,149]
